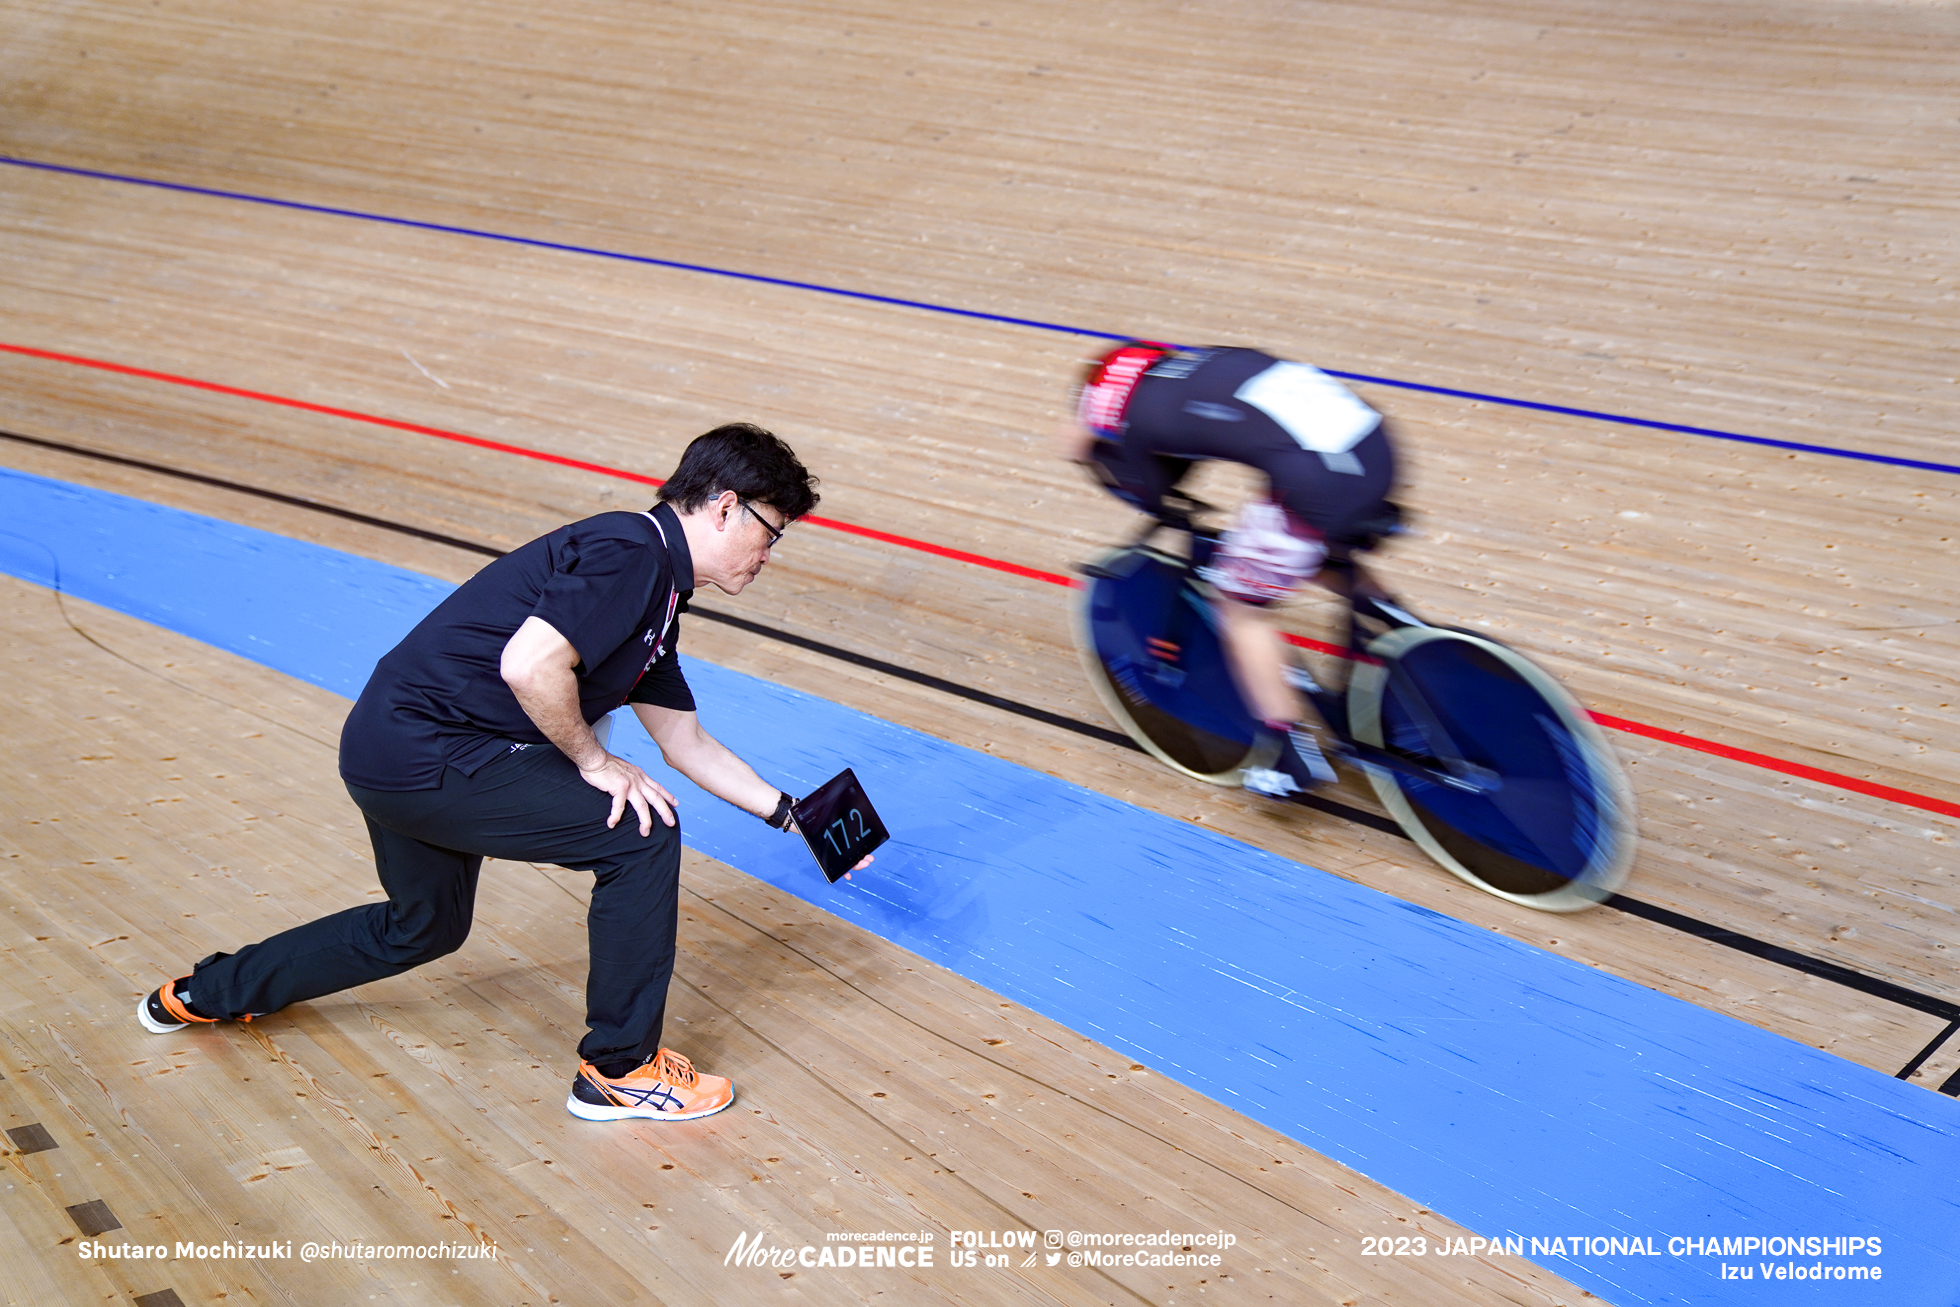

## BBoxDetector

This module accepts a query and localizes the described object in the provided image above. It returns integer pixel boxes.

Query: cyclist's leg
[1211,428,1398,798]
[1215,594,1307,723]
[1198,502,1340,797]
[1216,594,1338,798]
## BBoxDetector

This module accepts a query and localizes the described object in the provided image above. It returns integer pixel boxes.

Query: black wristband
[763,791,795,830]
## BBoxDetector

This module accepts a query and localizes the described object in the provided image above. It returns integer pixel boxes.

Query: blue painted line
[0,156,1119,342]
[1318,369,1960,477]
[4,465,1958,1305]
[7,152,1955,479]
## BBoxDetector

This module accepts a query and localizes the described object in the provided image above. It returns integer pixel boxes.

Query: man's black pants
[186,745,681,1070]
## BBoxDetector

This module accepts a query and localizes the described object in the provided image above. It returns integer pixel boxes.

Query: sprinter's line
[3,340,1953,821]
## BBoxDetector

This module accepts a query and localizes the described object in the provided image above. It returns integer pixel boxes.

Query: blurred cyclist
[1065,342,1401,800]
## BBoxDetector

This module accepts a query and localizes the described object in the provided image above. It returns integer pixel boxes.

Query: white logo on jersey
[1234,362,1379,458]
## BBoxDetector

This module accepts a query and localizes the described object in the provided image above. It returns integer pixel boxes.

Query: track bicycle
[1074,499,1636,911]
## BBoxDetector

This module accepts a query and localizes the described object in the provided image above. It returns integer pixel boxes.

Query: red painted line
[0,336,1148,585]
[1589,713,1960,820]
[1282,631,1959,821]
[1278,626,1958,819]
[802,516,1072,586]
[7,338,1956,821]
[1283,632,1350,659]
[0,341,665,485]
[0,342,1082,584]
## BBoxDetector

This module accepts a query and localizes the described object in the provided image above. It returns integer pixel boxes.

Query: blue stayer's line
[3,466,1958,1307]
[7,152,1956,479]
[1319,369,1960,476]
[0,155,1118,342]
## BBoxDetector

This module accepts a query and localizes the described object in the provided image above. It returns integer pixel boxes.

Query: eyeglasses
[740,500,786,549]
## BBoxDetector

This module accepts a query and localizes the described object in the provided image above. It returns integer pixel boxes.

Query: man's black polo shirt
[340,503,697,792]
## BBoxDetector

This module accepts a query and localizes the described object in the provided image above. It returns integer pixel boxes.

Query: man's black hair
[656,423,820,520]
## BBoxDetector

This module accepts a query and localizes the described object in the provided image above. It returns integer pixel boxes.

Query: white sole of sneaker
[136,992,187,1034]
[1240,766,1305,799]
[564,1092,734,1123]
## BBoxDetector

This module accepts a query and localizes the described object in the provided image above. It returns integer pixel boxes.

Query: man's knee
[368,905,472,968]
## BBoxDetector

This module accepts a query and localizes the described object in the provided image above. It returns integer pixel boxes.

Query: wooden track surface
[2,575,1588,1304]
[2,0,1957,1302]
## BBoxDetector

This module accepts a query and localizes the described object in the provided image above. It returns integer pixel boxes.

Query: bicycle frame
[1097,504,1497,796]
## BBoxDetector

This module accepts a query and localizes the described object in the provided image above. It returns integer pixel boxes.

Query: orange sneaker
[136,977,250,1033]
[567,1048,734,1122]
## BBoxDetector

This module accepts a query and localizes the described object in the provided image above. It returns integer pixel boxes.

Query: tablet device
[790,768,889,883]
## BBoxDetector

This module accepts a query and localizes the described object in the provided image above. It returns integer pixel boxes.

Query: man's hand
[577,753,678,837]
[503,617,677,834]
[785,815,875,880]
[632,704,879,874]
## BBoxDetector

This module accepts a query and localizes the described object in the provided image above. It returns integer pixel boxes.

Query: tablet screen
[790,768,889,883]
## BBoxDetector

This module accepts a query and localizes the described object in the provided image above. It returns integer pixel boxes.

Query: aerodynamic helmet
[1075,340,1174,437]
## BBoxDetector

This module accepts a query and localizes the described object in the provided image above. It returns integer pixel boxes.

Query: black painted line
[6,426,1956,1057]
[689,603,1411,835]
[686,603,1136,749]
[1896,1017,1960,1085]
[1605,896,1960,1026]
[0,427,500,555]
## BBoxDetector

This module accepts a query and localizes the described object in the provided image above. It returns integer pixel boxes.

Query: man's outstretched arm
[634,701,874,873]
[631,701,778,819]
